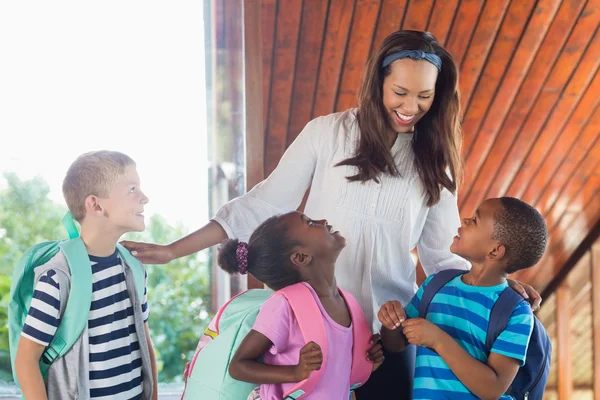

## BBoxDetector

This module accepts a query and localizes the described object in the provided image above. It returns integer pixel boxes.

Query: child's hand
[366,334,384,371]
[294,341,323,381]
[378,300,406,330]
[401,318,445,349]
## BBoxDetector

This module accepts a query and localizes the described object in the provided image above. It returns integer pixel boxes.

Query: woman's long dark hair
[337,30,462,206]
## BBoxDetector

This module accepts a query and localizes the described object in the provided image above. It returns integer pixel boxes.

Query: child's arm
[16,269,62,400]
[377,300,408,352]
[144,323,158,400]
[229,330,322,384]
[402,318,521,400]
[15,337,48,400]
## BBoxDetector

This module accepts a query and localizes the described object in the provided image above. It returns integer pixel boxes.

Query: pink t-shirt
[252,283,354,400]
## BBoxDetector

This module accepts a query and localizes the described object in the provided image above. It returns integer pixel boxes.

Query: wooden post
[556,283,572,400]
[244,0,265,289]
[593,245,600,400]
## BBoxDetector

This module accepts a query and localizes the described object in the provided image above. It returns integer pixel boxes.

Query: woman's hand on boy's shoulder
[507,279,542,311]
[120,241,174,265]
[377,300,406,330]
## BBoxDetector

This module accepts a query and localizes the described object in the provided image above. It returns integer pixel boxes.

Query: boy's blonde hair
[63,151,135,221]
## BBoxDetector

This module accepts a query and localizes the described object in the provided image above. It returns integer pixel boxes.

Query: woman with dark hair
[123,30,540,398]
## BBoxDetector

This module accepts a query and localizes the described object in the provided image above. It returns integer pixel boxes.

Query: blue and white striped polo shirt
[405,274,534,400]
[22,251,149,400]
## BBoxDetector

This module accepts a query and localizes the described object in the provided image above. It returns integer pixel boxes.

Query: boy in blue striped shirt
[378,197,547,400]
[15,151,158,400]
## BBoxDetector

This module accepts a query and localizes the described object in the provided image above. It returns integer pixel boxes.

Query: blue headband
[382,50,442,70]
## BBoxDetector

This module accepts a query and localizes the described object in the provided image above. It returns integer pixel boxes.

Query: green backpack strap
[37,212,91,377]
[116,244,145,303]
[39,237,92,377]
[61,211,80,240]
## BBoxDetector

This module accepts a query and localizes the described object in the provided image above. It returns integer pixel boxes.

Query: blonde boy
[15,151,158,400]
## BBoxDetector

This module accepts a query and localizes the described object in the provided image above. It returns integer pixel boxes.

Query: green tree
[0,173,213,384]
[0,173,66,277]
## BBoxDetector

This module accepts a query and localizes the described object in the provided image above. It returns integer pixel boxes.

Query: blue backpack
[419,269,551,400]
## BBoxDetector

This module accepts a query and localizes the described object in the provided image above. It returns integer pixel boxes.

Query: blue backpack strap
[486,287,523,351]
[418,269,467,318]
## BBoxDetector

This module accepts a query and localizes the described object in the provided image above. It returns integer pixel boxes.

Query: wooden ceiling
[258,0,600,294]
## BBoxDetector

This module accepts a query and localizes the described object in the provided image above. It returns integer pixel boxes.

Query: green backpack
[181,282,373,399]
[8,212,145,386]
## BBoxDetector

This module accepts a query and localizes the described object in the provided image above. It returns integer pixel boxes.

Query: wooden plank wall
[258,0,600,295]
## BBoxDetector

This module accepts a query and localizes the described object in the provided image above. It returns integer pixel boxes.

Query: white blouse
[213,109,470,329]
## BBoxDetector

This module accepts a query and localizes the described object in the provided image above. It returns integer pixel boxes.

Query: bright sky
[0,2,209,230]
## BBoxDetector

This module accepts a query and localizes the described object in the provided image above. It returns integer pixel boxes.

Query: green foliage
[0,173,66,277]
[0,275,12,383]
[0,173,212,384]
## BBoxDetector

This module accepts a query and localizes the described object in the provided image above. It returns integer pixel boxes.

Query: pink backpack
[181,282,373,399]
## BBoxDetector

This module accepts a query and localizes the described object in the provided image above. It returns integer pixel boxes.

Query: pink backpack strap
[277,283,328,399]
[339,288,373,389]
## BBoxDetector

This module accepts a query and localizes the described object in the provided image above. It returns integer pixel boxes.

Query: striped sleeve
[21,269,61,346]
[404,275,434,319]
[490,300,534,365]
[141,270,149,323]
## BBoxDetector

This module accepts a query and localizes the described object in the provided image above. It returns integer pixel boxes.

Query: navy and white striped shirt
[22,251,149,400]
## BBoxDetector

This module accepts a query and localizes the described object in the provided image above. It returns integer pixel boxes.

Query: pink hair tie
[236,242,249,275]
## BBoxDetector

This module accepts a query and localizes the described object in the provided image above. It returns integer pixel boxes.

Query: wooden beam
[261,0,277,130]
[263,0,303,175]
[531,201,600,291]
[556,283,572,400]
[517,147,600,288]
[547,384,594,390]
[287,0,329,144]
[542,222,600,299]
[484,0,599,200]
[593,244,600,400]
[460,0,562,213]
[426,0,460,46]
[458,0,509,110]
[370,0,408,56]
[335,0,381,112]
[444,0,485,67]
[508,70,600,201]
[244,0,265,290]
[402,0,434,31]
[311,0,355,119]
[459,0,537,172]
[463,0,594,214]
